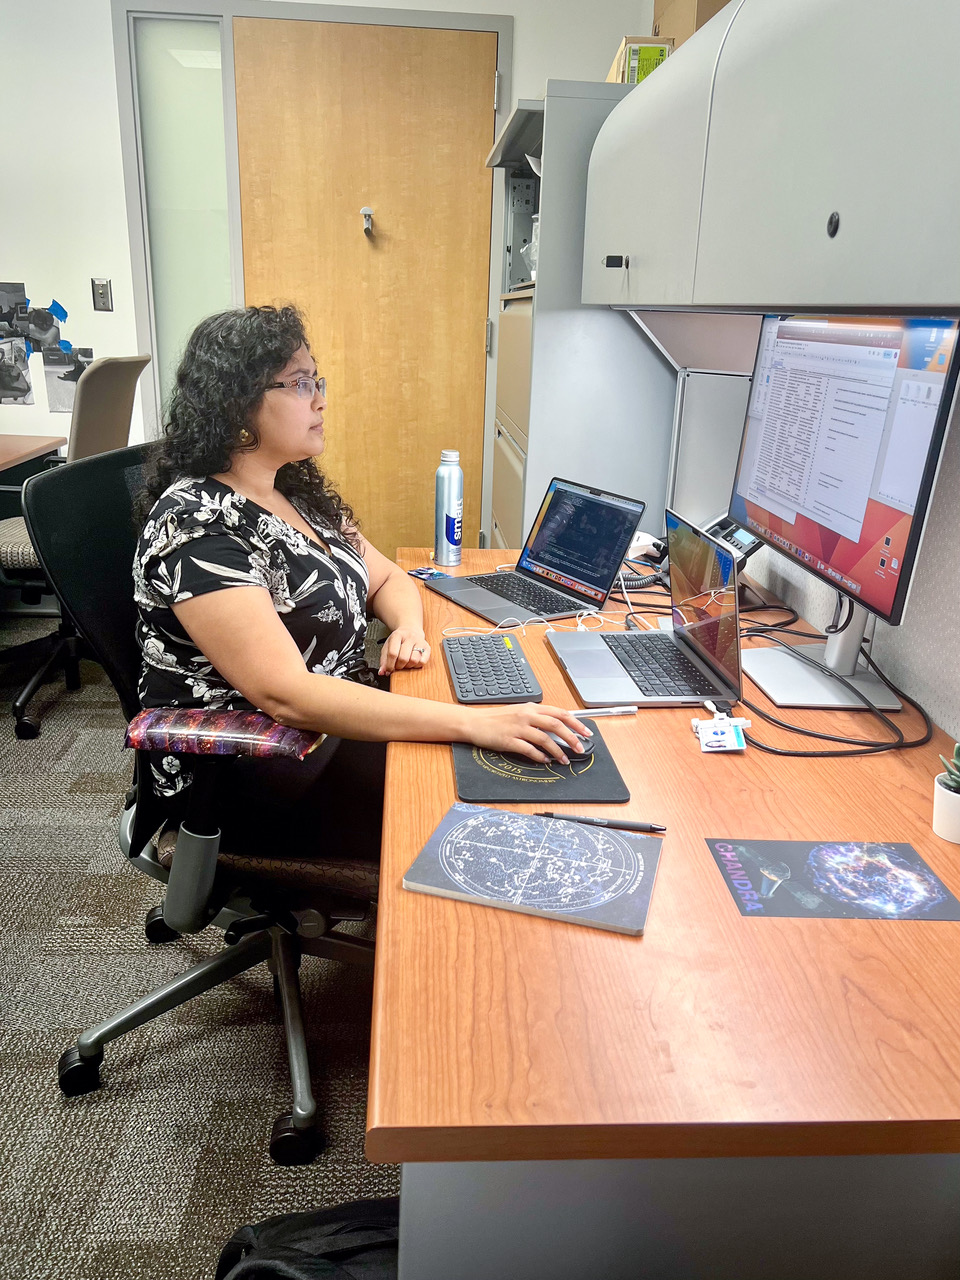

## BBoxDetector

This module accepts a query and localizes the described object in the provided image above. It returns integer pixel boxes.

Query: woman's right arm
[171,586,591,764]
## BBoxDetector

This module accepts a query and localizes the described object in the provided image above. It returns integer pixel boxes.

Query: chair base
[56,921,368,1164]
[3,618,85,738]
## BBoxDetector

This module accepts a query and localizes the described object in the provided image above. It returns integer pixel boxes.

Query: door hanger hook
[361,207,374,237]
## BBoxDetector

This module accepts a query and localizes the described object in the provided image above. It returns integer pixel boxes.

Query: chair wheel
[58,1046,103,1097]
[144,905,180,944]
[14,717,40,740]
[269,1113,323,1165]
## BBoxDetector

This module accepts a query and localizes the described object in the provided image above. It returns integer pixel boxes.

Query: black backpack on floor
[215,1197,400,1280]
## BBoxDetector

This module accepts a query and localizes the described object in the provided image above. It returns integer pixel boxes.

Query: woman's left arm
[361,537,430,675]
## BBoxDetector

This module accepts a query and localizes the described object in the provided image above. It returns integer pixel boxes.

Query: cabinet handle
[361,207,374,237]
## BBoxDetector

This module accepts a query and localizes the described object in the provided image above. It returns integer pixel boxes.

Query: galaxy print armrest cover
[125,707,322,760]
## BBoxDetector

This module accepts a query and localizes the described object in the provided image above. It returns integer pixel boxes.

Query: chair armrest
[125,707,322,760]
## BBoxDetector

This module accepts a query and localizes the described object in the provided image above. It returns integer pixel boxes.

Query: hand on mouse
[459,704,593,764]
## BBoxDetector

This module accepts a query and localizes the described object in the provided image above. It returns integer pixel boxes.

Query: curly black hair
[135,305,357,539]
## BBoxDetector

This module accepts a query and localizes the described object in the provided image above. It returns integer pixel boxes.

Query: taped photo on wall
[0,337,34,405]
[43,345,94,414]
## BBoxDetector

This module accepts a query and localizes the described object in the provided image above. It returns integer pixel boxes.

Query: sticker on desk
[705,839,960,920]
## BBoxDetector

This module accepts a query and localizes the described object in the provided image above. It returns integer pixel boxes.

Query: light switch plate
[91,278,113,312]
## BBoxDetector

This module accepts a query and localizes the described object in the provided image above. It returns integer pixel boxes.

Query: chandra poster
[706,838,960,921]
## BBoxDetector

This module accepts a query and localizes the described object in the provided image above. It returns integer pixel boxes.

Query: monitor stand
[741,601,902,711]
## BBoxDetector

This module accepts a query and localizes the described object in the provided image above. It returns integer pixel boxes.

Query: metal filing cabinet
[491,287,532,547]
[486,82,676,542]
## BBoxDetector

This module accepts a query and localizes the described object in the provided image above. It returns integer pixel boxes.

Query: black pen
[535,812,666,834]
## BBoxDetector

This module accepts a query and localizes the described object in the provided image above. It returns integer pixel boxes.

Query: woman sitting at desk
[134,305,587,854]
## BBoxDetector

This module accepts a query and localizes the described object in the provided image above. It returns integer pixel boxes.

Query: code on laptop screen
[518,480,645,605]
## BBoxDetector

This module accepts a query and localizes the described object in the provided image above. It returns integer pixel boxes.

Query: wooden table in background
[368,549,960,1280]
[0,434,66,522]
[0,434,66,471]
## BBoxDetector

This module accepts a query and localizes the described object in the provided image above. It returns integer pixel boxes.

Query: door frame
[112,0,513,543]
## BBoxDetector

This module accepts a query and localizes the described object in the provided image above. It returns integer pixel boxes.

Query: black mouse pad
[452,726,630,804]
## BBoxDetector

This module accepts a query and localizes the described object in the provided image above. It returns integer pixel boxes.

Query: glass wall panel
[133,17,232,410]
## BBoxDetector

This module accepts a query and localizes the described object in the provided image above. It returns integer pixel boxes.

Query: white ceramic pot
[932,774,960,844]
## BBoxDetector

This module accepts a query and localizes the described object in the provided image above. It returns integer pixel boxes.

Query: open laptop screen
[517,478,646,606]
[666,509,741,691]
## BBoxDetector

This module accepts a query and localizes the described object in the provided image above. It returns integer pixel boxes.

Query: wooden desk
[0,434,66,471]
[368,549,960,1279]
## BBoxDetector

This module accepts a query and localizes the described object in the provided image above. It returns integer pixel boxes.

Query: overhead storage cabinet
[581,5,739,308]
[585,0,960,312]
[694,0,960,307]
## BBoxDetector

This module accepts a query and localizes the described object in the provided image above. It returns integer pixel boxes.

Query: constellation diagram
[438,806,645,913]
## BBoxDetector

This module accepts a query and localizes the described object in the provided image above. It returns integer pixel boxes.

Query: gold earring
[239,428,254,445]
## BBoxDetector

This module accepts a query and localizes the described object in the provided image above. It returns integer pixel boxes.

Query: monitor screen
[728,314,960,624]
[665,509,741,692]
[517,478,646,606]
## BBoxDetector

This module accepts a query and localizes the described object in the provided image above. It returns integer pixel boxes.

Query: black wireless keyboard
[465,572,578,617]
[442,633,543,704]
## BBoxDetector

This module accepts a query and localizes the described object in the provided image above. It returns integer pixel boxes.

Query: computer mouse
[499,731,593,767]
[545,730,594,757]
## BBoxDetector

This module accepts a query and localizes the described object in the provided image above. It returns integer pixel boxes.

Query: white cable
[617,567,656,630]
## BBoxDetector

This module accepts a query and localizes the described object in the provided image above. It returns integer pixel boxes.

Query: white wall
[0,0,653,443]
[0,2,144,439]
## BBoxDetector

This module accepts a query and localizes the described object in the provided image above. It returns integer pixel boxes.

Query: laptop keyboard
[466,572,580,617]
[443,634,543,704]
[603,632,719,698]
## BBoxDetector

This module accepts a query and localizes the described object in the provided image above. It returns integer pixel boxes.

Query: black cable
[737,633,932,757]
[739,604,799,629]
[741,623,824,643]
[618,588,932,756]
[742,696,904,749]
[824,591,855,636]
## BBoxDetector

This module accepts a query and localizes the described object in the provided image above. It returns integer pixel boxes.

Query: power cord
[735,629,932,757]
[824,591,855,635]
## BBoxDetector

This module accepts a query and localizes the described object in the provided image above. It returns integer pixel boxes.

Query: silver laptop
[425,477,646,625]
[547,508,742,708]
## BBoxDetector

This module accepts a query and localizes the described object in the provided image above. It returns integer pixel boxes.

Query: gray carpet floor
[0,616,399,1280]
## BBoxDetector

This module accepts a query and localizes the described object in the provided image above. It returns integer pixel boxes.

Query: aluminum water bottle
[434,449,463,566]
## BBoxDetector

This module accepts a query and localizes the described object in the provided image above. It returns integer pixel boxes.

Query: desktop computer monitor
[727,313,960,709]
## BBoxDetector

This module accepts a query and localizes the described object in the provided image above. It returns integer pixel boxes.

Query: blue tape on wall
[48,299,68,323]
[58,339,73,353]
[24,340,33,355]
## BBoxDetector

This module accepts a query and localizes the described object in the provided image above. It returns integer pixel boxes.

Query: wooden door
[233,18,497,555]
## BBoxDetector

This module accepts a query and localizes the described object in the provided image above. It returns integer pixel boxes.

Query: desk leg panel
[399,1156,960,1280]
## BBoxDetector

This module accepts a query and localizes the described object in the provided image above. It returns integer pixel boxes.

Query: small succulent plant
[938,742,960,793]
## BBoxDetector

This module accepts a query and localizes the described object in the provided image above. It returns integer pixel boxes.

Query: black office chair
[0,354,150,737]
[22,444,378,1164]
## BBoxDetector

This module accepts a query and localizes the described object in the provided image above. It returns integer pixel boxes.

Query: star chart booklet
[403,803,663,935]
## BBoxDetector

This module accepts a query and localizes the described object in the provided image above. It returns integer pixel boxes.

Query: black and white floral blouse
[134,476,374,795]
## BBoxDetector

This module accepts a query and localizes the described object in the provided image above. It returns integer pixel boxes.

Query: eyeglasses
[267,374,326,400]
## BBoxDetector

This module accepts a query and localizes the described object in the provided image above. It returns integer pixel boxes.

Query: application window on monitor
[728,314,960,709]
[731,315,959,625]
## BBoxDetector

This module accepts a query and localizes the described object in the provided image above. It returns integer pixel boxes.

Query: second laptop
[547,508,742,708]
[424,477,646,625]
